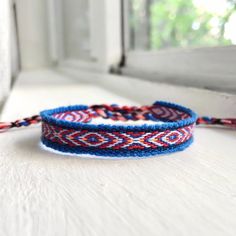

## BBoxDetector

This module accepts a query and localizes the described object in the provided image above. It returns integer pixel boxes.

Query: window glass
[128,0,236,50]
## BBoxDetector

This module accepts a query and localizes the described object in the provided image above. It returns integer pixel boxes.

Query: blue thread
[40,101,197,132]
[20,121,28,126]
[202,116,211,121]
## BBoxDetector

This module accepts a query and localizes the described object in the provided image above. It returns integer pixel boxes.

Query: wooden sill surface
[0,69,236,236]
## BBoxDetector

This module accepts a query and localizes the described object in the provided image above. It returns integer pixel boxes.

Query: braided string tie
[90,104,152,121]
[0,115,41,132]
[196,117,236,128]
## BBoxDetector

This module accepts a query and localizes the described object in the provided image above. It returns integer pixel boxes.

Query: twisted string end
[0,115,42,133]
[196,117,236,129]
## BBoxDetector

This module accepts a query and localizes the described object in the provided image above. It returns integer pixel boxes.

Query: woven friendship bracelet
[0,101,236,158]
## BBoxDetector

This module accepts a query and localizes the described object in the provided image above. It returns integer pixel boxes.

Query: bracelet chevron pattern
[40,101,197,157]
[1,101,235,158]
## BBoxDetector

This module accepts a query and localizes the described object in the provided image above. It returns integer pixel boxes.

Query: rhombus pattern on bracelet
[42,122,194,150]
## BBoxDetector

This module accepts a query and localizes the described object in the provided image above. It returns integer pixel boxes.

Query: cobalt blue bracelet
[1,101,235,158]
[39,101,197,157]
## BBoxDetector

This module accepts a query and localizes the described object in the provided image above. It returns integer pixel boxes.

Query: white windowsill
[0,68,236,236]
[123,46,236,94]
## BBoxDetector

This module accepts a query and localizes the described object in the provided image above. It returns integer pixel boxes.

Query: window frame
[47,0,123,73]
[34,0,236,93]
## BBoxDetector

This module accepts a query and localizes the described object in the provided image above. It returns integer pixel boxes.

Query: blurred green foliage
[130,0,236,49]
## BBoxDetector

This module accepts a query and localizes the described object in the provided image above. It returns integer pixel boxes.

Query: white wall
[0,0,11,104]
